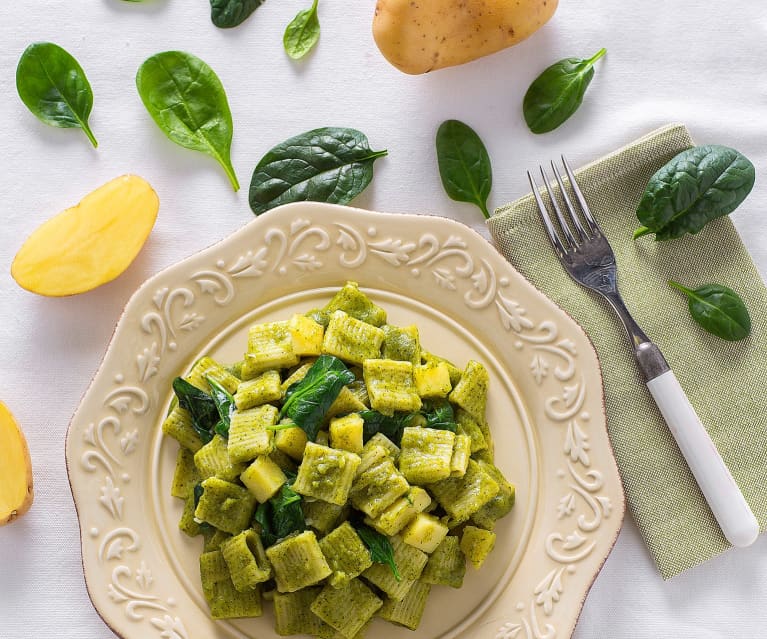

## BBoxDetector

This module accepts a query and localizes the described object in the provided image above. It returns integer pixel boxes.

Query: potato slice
[11,174,159,296]
[0,401,33,526]
[373,0,558,74]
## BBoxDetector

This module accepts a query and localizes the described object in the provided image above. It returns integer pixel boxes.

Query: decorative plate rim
[65,202,625,639]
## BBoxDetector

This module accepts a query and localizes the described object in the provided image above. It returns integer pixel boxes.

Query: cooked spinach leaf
[523,48,606,134]
[248,127,387,215]
[192,483,213,532]
[668,281,751,341]
[634,145,755,241]
[359,410,417,446]
[136,51,239,190]
[284,0,320,59]
[210,0,264,28]
[356,524,400,581]
[436,119,493,219]
[280,354,355,441]
[205,375,236,438]
[254,477,306,547]
[172,377,218,443]
[421,398,457,432]
[16,42,98,147]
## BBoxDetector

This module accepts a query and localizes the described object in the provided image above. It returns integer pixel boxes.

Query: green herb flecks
[668,281,751,341]
[16,42,98,147]
[284,0,320,59]
[248,127,387,215]
[436,119,493,219]
[523,48,606,134]
[634,145,755,241]
[136,51,239,190]
[280,354,355,441]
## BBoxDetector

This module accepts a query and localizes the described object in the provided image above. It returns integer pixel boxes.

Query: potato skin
[373,0,558,74]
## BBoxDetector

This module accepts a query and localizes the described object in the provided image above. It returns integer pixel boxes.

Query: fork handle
[646,369,759,547]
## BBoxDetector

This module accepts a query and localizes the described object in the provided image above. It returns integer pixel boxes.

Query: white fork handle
[646,370,759,547]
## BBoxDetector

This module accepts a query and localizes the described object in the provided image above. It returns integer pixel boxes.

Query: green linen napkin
[488,123,767,579]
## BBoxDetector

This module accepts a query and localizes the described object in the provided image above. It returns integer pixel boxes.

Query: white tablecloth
[2,1,766,637]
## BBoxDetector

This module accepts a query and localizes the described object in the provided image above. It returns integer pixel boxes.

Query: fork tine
[551,161,589,240]
[527,170,567,257]
[539,165,579,249]
[561,155,600,235]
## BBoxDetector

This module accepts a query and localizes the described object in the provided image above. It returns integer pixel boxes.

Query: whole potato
[373,0,558,74]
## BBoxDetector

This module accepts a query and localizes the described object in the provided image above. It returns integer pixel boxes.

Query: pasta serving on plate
[162,282,515,637]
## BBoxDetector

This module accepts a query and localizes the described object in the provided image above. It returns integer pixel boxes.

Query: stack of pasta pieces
[163,282,516,638]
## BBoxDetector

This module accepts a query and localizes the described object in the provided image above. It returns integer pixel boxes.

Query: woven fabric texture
[488,123,767,579]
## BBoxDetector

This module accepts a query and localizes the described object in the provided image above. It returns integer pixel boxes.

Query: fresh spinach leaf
[248,127,387,215]
[436,119,493,219]
[284,0,320,59]
[421,398,457,432]
[210,0,264,28]
[254,479,306,547]
[280,354,355,441]
[16,42,98,147]
[136,51,239,190]
[359,410,417,446]
[668,281,751,341]
[356,525,400,581]
[205,375,236,438]
[523,48,606,134]
[172,377,218,443]
[634,145,755,241]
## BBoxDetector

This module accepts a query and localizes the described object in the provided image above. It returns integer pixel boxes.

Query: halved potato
[373,0,558,74]
[11,174,159,296]
[0,401,33,526]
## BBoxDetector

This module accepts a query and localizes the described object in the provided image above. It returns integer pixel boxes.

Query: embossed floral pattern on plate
[67,202,624,639]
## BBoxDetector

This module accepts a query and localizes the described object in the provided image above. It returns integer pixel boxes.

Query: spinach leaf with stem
[136,51,239,190]
[210,0,264,28]
[279,354,355,441]
[248,127,387,215]
[356,525,401,581]
[435,119,493,219]
[16,42,98,147]
[284,0,320,59]
[634,145,755,240]
[172,377,219,443]
[205,375,236,438]
[523,48,606,134]
[668,280,751,341]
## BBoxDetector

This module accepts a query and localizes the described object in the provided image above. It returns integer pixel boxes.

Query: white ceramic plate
[66,202,624,639]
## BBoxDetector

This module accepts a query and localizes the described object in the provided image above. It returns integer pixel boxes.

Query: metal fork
[528,157,759,548]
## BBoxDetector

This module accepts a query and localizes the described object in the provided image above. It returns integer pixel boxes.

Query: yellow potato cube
[329,414,364,453]
[414,362,452,398]
[240,456,287,502]
[275,425,308,461]
[402,512,449,553]
[288,314,324,356]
